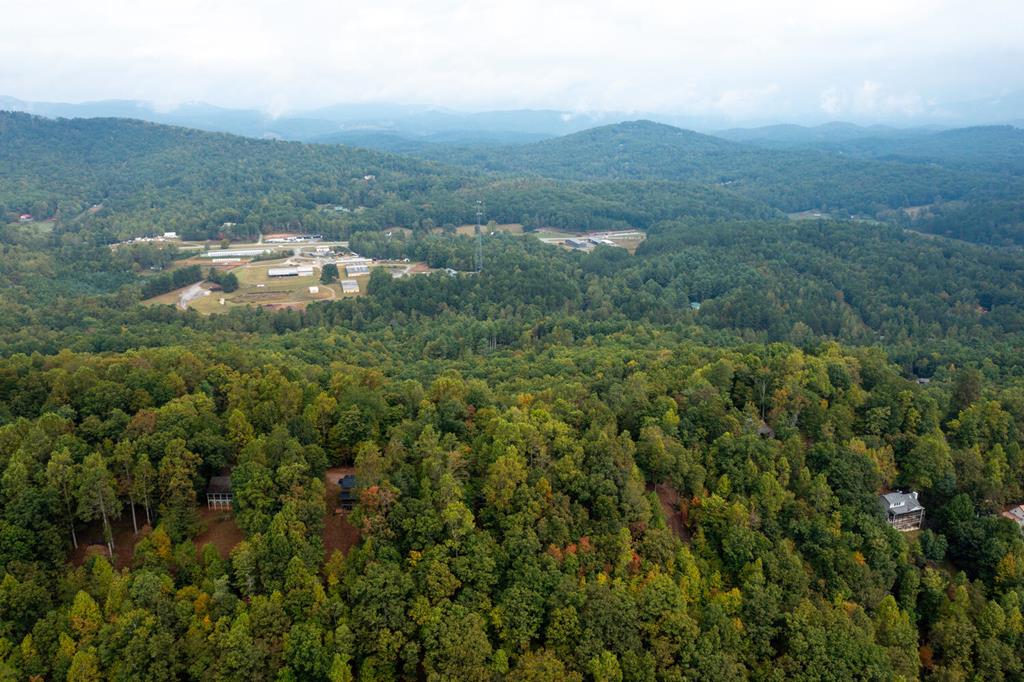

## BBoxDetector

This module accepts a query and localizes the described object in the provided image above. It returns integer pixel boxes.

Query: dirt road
[177,282,209,310]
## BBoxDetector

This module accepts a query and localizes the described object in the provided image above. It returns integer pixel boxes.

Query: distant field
[532,228,577,239]
[532,228,647,254]
[454,223,524,236]
[141,281,213,308]
[191,262,324,313]
[6,219,56,235]
[787,210,832,221]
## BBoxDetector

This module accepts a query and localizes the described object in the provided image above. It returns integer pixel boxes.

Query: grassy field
[6,219,56,236]
[185,261,371,314]
[532,228,577,239]
[141,282,207,307]
[454,223,524,236]
[787,210,832,221]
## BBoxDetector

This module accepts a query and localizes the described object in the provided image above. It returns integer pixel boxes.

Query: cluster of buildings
[264,234,324,244]
[564,235,621,251]
[118,231,180,246]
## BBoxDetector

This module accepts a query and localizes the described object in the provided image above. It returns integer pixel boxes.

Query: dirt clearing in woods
[194,507,244,559]
[324,467,361,559]
[70,516,148,569]
[649,483,691,541]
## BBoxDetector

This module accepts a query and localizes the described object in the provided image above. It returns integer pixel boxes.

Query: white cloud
[818,81,927,119]
[0,0,1022,121]
[819,88,843,116]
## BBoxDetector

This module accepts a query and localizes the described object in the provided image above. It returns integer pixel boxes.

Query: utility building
[268,267,314,277]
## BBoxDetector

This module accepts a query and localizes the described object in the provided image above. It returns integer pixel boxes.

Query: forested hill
[0,111,467,241]
[0,112,776,240]
[413,120,1024,216]
[724,124,1024,175]
[6,111,1024,680]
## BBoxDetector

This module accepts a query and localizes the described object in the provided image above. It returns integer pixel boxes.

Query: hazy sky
[2,0,1022,121]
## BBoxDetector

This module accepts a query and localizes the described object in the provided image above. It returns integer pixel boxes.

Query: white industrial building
[341,279,360,294]
[346,264,370,277]
[203,248,272,259]
[268,267,315,278]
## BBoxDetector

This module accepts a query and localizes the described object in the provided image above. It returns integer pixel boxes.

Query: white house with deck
[879,491,925,531]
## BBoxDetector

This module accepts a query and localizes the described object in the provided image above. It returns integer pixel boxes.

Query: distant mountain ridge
[3,89,1023,143]
[0,95,621,143]
[717,121,1024,174]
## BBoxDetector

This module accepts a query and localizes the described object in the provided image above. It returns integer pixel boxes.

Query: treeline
[206,268,239,293]
[140,265,204,299]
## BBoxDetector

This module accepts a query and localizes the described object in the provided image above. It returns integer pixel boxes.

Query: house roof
[340,474,357,489]
[208,476,233,494]
[1002,505,1024,526]
[881,491,923,513]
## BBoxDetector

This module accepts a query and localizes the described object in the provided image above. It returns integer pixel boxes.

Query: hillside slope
[415,120,1023,215]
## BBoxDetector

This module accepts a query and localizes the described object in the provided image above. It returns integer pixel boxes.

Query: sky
[2,0,1023,123]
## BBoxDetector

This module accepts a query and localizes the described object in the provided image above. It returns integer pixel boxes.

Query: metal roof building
[346,264,370,276]
[879,491,925,531]
[341,279,360,294]
[202,248,272,258]
[268,267,314,277]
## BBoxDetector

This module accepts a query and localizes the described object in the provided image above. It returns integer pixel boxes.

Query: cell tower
[474,200,484,273]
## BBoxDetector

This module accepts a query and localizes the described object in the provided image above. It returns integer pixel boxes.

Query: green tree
[47,448,80,549]
[77,453,121,557]
[321,263,339,284]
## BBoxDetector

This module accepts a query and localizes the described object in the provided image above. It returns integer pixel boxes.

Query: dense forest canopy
[2,111,1024,680]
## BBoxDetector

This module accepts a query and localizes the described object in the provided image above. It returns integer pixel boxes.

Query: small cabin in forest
[338,474,357,510]
[207,476,233,509]
[879,491,924,531]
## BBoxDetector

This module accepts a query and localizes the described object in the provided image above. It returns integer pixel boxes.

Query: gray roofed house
[879,491,924,531]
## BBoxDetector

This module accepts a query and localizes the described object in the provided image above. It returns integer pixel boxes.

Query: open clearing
[194,507,244,559]
[648,483,691,541]
[535,229,647,254]
[454,223,524,236]
[70,505,244,568]
[189,260,341,314]
[324,467,361,560]
[787,209,832,221]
